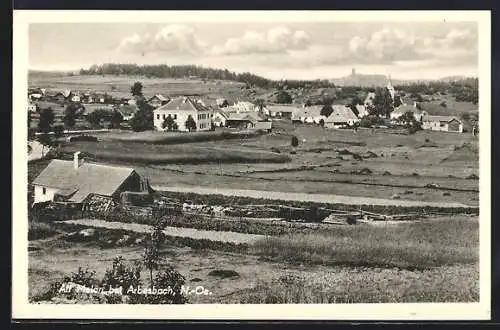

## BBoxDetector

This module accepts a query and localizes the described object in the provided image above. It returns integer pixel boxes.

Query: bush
[291,136,299,147]
[28,221,58,240]
[359,116,385,128]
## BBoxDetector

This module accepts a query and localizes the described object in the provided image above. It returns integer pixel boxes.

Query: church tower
[386,74,395,101]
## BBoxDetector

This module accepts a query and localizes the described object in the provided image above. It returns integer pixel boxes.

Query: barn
[31,152,151,210]
[421,115,464,133]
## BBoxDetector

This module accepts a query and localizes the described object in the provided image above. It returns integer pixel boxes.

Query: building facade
[153,97,213,132]
[422,116,464,133]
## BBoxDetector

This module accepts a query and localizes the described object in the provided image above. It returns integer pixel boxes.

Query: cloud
[117,24,206,55]
[210,26,311,56]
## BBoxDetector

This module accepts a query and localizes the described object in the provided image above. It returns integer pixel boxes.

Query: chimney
[73,151,83,170]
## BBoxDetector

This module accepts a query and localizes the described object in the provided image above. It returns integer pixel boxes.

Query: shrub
[291,136,299,147]
[28,221,58,240]
[139,266,187,304]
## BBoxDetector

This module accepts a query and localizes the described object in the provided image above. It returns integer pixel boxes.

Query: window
[162,114,166,120]
[174,114,177,120]
[440,122,446,127]
[156,114,160,120]
[42,187,46,195]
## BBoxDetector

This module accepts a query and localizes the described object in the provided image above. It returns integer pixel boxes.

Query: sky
[29,21,478,80]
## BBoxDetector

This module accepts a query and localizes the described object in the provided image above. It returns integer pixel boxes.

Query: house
[390,103,428,122]
[267,105,301,119]
[324,105,360,128]
[148,94,170,108]
[213,109,229,127]
[356,105,369,118]
[29,93,43,101]
[31,152,151,207]
[364,92,376,107]
[421,115,464,133]
[216,98,229,107]
[117,104,139,121]
[71,94,81,103]
[227,101,257,113]
[225,112,272,131]
[153,96,214,132]
[28,102,37,113]
[292,106,324,124]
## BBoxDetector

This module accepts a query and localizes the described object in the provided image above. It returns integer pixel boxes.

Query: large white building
[153,97,213,132]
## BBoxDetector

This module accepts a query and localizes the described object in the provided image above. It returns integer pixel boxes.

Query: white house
[28,102,37,112]
[71,94,81,103]
[421,115,464,133]
[390,103,428,122]
[213,109,229,127]
[228,101,256,113]
[364,92,376,107]
[324,105,360,128]
[31,152,149,205]
[153,97,214,132]
[148,94,170,108]
[292,106,323,124]
[356,104,369,118]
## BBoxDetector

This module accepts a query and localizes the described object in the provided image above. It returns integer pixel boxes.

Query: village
[26,68,480,305]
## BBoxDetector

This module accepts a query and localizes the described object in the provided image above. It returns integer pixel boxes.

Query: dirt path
[152,186,473,208]
[60,219,266,244]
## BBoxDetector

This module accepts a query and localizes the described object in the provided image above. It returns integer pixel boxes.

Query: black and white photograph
[12,10,491,320]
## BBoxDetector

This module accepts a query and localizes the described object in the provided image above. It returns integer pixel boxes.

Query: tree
[87,109,113,127]
[37,133,53,157]
[369,87,394,118]
[110,110,123,129]
[131,81,144,97]
[37,107,55,133]
[162,114,175,131]
[397,111,422,134]
[142,221,165,287]
[394,95,403,108]
[255,99,266,112]
[320,105,333,117]
[185,115,197,132]
[130,100,154,132]
[63,103,78,128]
[52,124,65,150]
[276,91,292,104]
[291,135,299,147]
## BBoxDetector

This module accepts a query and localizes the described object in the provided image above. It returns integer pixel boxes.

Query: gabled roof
[294,105,323,119]
[63,90,72,98]
[393,104,425,115]
[422,115,462,123]
[267,105,302,114]
[227,111,265,122]
[325,105,358,123]
[154,97,212,113]
[117,104,139,116]
[149,94,169,102]
[32,159,136,203]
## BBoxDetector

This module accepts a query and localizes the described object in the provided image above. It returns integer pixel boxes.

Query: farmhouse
[213,109,229,127]
[117,104,139,121]
[225,112,272,131]
[422,115,464,133]
[364,92,376,107]
[31,152,151,207]
[356,105,369,118]
[28,102,37,113]
[267,105,301,119]
[390,104,428,122]
[228,101,257,113]
[292,106,324,124]
[324,105,360,128]
[148,94,170,108]
[153,96,213,132]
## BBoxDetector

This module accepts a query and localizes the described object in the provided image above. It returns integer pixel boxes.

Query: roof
[393,104,425,115]
[294,105,322,119]
[154,96,212,113]
[32,159,136,203]
[149,94,169,102]
[118,104,139,116]
[422,115,462,123]
[227,111,266,122]
[267,105,302,114]
[325,105,359,123]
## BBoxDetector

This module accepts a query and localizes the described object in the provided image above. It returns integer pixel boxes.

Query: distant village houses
[324,105,360,128]
[148,94,170,108]
[421,115,464,133]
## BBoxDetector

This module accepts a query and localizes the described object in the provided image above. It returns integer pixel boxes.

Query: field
[28,216,478,303]
[27,74,480,304]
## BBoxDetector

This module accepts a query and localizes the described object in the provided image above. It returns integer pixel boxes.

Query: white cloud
[117,24,206,55]
[210,26,311,56]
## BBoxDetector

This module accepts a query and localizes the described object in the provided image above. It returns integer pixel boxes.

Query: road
[152,186,474,209]
[60,219,266,244]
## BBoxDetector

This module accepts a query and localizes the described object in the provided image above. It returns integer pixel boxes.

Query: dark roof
[32,159,136,203]
[154,97,212,113]
[325,105,358,123]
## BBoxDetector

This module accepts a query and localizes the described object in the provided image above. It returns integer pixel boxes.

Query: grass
[232,264,479,303]
[60,140,291,165]
[29,221,58,240]
[251,218,478,270]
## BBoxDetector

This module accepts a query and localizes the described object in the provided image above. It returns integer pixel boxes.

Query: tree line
[79,63,335,90]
